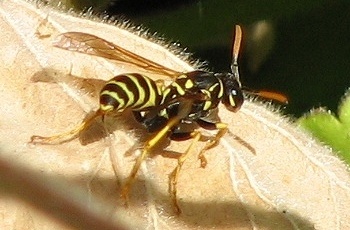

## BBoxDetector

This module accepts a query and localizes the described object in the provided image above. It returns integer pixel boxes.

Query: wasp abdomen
[99,73,163,113]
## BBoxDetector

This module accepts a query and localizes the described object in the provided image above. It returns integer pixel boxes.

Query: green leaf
[298,88,350,163]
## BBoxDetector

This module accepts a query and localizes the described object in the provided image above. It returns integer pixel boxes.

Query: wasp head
[216,72,244,112]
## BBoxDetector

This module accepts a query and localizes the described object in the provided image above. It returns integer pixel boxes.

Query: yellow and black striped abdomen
[99,73,163,113]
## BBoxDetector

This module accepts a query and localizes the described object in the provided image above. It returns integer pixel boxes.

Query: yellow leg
[120,112,188,206]
[120,100,194,206]
[30,109,103,145]
[198,122,228,168]
[169,131,201,214]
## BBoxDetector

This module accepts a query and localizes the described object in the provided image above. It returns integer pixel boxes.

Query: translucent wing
[53,32,182,77]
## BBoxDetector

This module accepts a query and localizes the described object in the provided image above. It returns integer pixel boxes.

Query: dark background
[75,0,350,117]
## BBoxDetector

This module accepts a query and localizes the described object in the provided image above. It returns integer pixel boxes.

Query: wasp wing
[53,32,181,77]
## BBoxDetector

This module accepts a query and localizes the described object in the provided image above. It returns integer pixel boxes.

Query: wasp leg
[196,119,228,168]
[30,109,103,145]
[120,100,193,206]
[168,131,201,214]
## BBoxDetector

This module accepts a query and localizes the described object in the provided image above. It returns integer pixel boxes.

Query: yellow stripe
[185,79,194,89]
[134,76,154,109]
[172,82,185,95]
[161,88,171,104]
[157,84,163,97]
[201,89,211,98]
[145,77,157,108]
[200,89,211,111]
[105,79,133,107]
[100,90,126,110]
[218,80,224,98]
[126,74,145,108]
[159,108,168,118]
[100,104,115,112]
[115,81,134,107]
[208,82,219,92]
[176,74,187,79]
[203,101,212,111]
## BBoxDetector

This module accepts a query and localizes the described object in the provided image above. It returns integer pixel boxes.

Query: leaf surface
[0,1,350,229]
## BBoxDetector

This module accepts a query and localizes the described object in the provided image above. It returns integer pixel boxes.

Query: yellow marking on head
[229,95,236,107]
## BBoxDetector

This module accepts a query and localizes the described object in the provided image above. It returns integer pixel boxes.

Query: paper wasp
[30,25,287,214]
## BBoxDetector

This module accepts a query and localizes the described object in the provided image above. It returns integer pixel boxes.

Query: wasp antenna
[232,25,243,63]
[243,87,288,104]
[257,90,288,104]
[231,25,243,78]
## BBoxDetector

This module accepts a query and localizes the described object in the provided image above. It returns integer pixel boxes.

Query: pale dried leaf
[1,1,350,229]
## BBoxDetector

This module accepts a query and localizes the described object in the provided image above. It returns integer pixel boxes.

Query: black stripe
[118,74,139,107]
[132,73,151,109]
[100,73,163,111]
[101,75,129,109]
[100,93,119,109]
[132,73,148,108]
